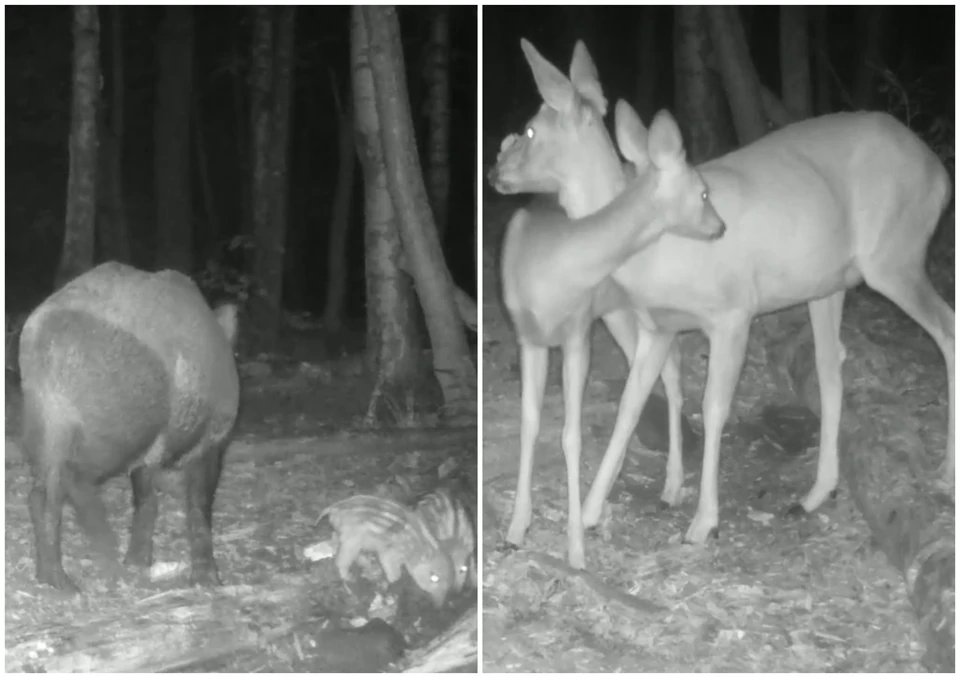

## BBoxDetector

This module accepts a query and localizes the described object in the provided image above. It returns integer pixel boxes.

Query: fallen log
[4,574,406,673]
[776,317,955,672]
[401,603,477,673]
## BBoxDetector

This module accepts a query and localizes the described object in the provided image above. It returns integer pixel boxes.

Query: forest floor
[480,193,951,673]
[4,324,477,672]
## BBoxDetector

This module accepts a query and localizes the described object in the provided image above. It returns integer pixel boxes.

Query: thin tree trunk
[705,6,768,145]
[322,73,356,333]
[779,6,812,119]
[635,7,658,122]
[812,6,832,115]
[98,5,130,263]
[266,6,295,332]
[674,5,736,163]
[193,94,220,263]
[351,7,429,423]
[425,7,451,243]
[362,6,475,420]
[154,6,194,272]
[248,6,280,350]
[852,6,887,110]
[57,5,100,289]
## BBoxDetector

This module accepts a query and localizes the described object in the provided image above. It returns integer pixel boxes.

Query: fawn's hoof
[785,503,807,518]
[682,526,719,544]
[786,489,839,519]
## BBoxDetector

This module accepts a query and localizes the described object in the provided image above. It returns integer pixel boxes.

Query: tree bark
[154,6,194,272]
[361,6,476,421]
[811,7,833,115]
[425,7,452,243]
[352,7,434,423]
[674,5,736,164]
[248,6,291,352]
[779,6,812,119]
[852,6,887,110]
[705,6,768,145]
[193,94,220,263]
[322,74,356,333]
[96,5,130,264]
[634,7,658,123]
[57,5,100,289]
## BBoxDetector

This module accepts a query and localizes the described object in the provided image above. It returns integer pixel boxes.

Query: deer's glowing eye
[525,127,535,140]
[701,190,708,201]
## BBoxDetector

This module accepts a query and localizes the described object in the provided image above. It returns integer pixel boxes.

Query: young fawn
[489,38,725,569]
[570,74,953,547]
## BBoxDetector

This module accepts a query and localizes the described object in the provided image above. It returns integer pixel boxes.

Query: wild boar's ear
[214,304,239,347]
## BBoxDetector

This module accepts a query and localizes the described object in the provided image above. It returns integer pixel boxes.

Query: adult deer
[489,39,725,569]
[576,81,954,545]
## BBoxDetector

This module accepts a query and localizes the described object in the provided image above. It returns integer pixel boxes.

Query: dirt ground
[480,196,950,672]
[4,330,477,672]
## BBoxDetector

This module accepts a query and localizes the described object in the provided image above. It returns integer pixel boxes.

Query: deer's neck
[558,151,626,219]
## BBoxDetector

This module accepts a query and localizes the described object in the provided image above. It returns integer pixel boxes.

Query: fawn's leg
[684,316,750,544]
[506,343,548,547]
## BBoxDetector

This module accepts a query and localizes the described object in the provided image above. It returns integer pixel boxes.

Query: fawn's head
[615,102,725,241]
[488,39,625,215]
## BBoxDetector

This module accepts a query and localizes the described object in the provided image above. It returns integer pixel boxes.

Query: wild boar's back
[18,262,240,478]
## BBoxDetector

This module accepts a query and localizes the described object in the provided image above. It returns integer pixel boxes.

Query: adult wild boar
[18,262,240,593]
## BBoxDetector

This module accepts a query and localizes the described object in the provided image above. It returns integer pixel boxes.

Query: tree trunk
[852,6,887,110]
[248,6,284,352]
[634,7,658,122]
[779,6,812,119]
[57,5,100,289]
[425,7,452,243]
[265,6,295,338]
[193,94,220,264]
[322,75,356,333]
[361,6,476,421]
[352,7,434,423]
[97,5,130,264]
[674,5,736,164]
[705,6,768,146]
[811,7,832,115]
[154,6,194,272]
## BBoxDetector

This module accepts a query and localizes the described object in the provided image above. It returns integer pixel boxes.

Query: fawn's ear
[520,38,576,115]
[569,40,607,117]
[615,100,651,174]
[647,110,686,171]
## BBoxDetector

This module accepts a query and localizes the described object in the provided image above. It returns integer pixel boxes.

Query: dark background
[483,6,954,149]
[6,6,478,320]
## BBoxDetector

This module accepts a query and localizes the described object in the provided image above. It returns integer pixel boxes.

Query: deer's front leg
[506,342,548,547]
[684,317,750,544]
[560,330,591,570]
[582,330,675,527]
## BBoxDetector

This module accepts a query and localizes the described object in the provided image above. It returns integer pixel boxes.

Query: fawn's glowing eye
[701,190,708,201]
[525,127,535,140]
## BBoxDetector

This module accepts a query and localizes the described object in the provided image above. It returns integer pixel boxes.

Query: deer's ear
[648,110,686,170]
[615,100,651,173]
[569,40,607,117]
[521,38,576,115]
